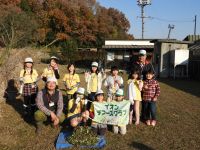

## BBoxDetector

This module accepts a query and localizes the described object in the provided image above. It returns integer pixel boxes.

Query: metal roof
[150,39,193,44]
[183,35,200,42]
[102,45,154,49]
[189,41,200,51]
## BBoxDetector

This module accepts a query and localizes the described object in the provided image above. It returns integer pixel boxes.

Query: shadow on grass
[131,142,155,150]
[4,79,36,126]
[159,78,200,98]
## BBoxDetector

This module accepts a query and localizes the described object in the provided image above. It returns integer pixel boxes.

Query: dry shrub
[0,47,49,101]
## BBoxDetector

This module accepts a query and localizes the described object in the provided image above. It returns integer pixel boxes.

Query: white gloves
[84,99,88,105]
[75,97,81,104]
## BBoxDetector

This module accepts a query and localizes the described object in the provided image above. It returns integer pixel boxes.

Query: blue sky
[96,0,200,40]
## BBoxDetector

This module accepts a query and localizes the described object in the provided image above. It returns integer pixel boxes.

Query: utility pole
[167,24,175,39]
[137,0,151,39]
[194,15,197,41]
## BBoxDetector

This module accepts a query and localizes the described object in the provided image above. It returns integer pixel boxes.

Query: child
[104,66,123,102]
[142,69,160,126]
[85,62,106,110]
[19,57,38,116]
[67,87,88,128]
[112,89,127,135]
[41,56,60,85]
[89,89,107,136]
[63,64,80,101]
[127,69,143,125]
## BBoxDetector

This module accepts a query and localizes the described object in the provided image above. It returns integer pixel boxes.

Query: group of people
[19,49,160,135]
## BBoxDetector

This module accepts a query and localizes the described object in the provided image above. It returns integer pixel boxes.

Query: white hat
[24,57,33,63]
[116,89,124,96]
[95,89,104,96]
[139,49,147,55]
[76,87,85,95]
[91,62,98,67]
[46,77,57,83]
[50,56,59,60]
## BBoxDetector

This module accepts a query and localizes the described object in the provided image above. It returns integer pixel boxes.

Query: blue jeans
[143,101,157,120]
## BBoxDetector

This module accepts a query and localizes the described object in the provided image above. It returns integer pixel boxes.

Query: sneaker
[151,120,157,126]
[146,120,151,126]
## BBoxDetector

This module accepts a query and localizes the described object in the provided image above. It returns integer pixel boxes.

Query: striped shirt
[142,79,160,101]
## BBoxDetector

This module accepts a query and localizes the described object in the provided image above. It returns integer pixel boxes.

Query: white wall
[105,40,154,46]
[170,50,189,66]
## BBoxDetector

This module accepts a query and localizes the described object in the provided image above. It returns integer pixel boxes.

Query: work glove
[75,97,81,104]
[84,99,88,105]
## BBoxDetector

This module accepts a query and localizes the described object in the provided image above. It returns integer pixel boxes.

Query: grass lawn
[0,64,200,150]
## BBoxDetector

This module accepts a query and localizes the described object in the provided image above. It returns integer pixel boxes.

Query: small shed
[102,40,154,69]
[170,49,189,79]
[151,39,192,78]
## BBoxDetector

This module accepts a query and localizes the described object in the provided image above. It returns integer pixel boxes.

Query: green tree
[60,40,78,63]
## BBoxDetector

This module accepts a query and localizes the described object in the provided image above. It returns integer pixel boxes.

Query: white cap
[76,87,85,95]
[139,49,147,55]
[46,77,57,83]
[116,89,124,96]
[24,57,33,63]
[50,56,59,60]
[91,62,98,67]
[95,89,104,96]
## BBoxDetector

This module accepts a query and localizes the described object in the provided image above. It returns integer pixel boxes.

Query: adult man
[132,49,155,80]
[132,49,155,121]
[34,77,65,134]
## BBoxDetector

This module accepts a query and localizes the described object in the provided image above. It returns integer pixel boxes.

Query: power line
[137,0,151,39]
[151,17,193,23]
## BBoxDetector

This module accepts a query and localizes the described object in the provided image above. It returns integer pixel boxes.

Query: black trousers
[23,94,37,114]
[87,92,96,110]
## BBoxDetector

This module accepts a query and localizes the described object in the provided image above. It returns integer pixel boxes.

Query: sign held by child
[92,100,130,126]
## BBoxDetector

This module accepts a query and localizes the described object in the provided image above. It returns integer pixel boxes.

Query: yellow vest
[63,73,80,95]
[42,67,58,85]
[89,73,98,92]
[20,69,38,84]
[127,79,142,101]
[67,99,85,117]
